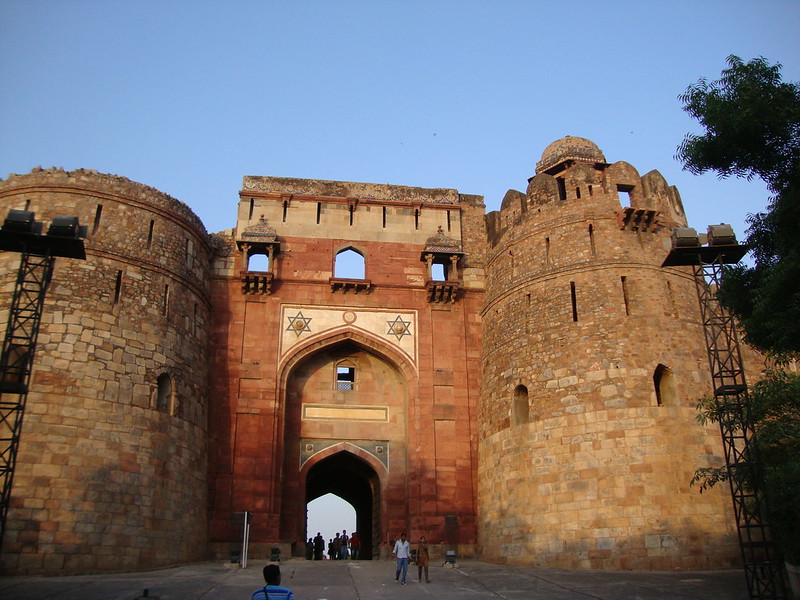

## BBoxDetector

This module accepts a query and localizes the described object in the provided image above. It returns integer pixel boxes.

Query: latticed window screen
[336,365,355,390]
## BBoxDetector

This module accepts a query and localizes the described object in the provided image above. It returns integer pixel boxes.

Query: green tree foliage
[677,55,800,355]
[691,369,800,562]
[680,56,800,563]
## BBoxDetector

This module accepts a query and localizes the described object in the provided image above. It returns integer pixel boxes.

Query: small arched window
[156,373,172,413]
[653,364,677,406]
[431,263,446,281]
[335,360,356,391]
[512,385,529,426]
[334,248,365,279]
[247,252,269,272]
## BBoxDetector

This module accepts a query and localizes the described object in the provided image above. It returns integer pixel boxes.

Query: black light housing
[3,210,36,234]
[47,215,80,238]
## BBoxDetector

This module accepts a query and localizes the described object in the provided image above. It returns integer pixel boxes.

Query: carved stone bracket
[617,207,662,232]
[330,278,372,294]
[426,280,460,303]
[241,271,274,295]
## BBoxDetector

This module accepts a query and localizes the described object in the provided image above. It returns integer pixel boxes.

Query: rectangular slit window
[92,204,103,235]
[446,211,451,231]
[147,220,155,248]
[249,198,255,220]
[114,270,123,304]
[621,276,630,316]
[557,178,567,201]
[317,202,321,224]
[382,206,387,228]
[414,209,419,230]
[570,281,578,322]
[163,284,170,316]
[349,206,354,226]
[617,185,634,207]
[282,200,288,222]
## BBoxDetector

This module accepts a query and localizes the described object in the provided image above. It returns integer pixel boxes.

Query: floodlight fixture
[671,227,700,248]
[2,210,37,234]
[47,215,81,238]
[0,210,86,259]
[707,223,737,246]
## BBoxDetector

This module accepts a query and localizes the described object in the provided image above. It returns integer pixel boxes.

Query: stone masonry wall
[478,149,741,570]
[0,169,212,574]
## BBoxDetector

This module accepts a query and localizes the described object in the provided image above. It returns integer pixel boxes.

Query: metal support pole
[241,510,251,568]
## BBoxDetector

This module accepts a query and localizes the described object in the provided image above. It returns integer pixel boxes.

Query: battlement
[237,176,471,247]
[242,175,460,205]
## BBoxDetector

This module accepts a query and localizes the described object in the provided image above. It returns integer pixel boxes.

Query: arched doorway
[278,335,409,556]
[306,451,381,559]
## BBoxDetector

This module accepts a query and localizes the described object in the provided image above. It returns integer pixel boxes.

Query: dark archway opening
[306,451,380,560]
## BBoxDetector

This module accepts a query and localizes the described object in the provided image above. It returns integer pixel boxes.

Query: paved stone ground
[0,558,750,600]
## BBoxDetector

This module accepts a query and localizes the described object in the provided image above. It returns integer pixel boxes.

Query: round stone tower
[478,137,739,570]
[0,168,212,574]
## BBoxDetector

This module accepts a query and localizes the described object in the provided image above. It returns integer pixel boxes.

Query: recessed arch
[511,384,529,426]
[278,327,418,389]
[155,372,172,413]
[654,363,678,406]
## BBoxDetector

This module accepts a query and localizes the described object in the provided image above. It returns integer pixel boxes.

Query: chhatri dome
[535,135,607,175]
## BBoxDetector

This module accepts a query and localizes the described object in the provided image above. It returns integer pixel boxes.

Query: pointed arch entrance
[277,329,415,556]
[304,447,383,559]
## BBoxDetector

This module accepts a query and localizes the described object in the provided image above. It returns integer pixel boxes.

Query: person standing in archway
[392,532,410,584]
[349,531,361,560]
[313,532,324,560]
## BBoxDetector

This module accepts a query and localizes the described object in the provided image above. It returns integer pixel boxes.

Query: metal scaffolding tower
[0,211,85,554]
[663,238,788,600]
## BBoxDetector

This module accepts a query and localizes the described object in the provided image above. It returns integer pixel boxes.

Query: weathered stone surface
[0,137,756,575]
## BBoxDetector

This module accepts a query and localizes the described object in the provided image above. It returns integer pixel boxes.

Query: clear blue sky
[2,1,799,242]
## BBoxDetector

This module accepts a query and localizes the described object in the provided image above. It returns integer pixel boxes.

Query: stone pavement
[0,558,750,600]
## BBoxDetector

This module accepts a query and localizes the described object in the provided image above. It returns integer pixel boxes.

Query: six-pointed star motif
[286,311,312,336]
[386,315,412,340]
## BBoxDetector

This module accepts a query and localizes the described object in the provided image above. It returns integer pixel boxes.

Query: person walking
[392,532,410,585]
[416,535,430,582]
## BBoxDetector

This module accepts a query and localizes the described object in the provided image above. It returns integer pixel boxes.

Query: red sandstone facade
[206,177,485,560]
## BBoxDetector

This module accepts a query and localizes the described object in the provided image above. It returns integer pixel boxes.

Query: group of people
[253,532,431,599]
[305,529,361,561]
